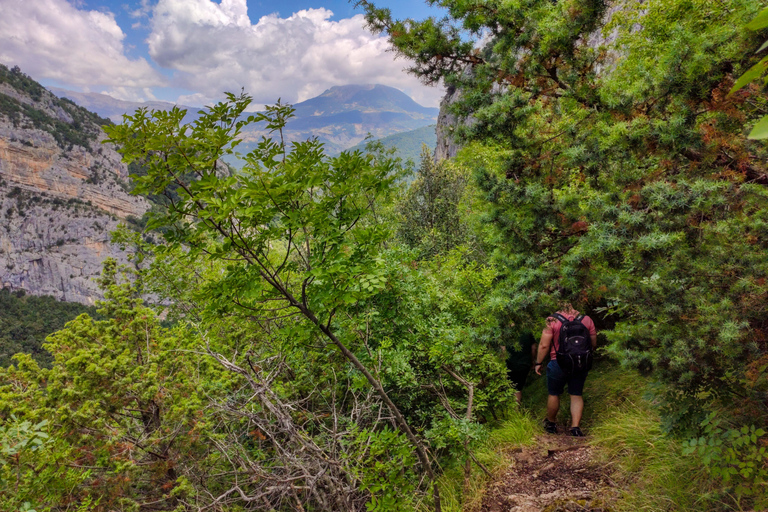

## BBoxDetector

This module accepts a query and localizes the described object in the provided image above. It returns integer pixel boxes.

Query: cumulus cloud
[147,0,443,107]
[0,0,164,89]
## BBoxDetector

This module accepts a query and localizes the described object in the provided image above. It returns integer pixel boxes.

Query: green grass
[584,364,739,512]
[532,362,739,512]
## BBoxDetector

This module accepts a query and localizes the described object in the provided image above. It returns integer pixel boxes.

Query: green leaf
[747,115,768,139]
[747,7,768,30]
[729,56,768,95]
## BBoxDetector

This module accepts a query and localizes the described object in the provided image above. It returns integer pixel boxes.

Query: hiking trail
[477,428,618,512]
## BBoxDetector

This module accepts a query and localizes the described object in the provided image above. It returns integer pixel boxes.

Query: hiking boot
[543,419,558,434]
[568,426,585,437]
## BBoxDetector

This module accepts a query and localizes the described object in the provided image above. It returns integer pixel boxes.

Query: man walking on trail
[534,304,597,437]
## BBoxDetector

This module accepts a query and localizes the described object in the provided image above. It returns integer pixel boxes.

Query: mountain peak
[294,84,436,117]
[46,82,438,155]
[318,84,383,101]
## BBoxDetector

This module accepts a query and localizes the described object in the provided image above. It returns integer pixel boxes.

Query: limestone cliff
[434,84,465,162]
[0,64,148,304]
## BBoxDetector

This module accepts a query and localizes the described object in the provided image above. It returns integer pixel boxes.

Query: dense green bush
[361,0,768,424]
[397,146,471,258]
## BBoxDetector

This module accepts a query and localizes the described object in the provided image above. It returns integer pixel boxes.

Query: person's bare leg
[515,390,522,404]
[569,395,584,427]
[547,394,560,422]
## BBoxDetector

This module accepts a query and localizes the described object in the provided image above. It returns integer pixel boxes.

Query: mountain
[348,124,437,164]
[0,64,149,304]
[0,71,439,305]
[279,85,438,155]
[49,87,199,124]
[52,84,439,156]
[292,84,436,118]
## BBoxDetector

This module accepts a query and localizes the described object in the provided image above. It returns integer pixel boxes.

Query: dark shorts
[547,360,587,396]
[507,366,529,392]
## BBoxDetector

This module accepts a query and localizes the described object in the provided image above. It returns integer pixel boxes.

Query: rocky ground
[478,431,617,512]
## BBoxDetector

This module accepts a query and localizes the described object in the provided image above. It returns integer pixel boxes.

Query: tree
[0,260,209,510]
[730,5,768,138]
[398,145,470,258]
[359,0,768,502]
[0,288,99,368]
[106,95,453,510]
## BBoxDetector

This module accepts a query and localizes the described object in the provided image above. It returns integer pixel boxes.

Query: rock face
[0,65,149,304]
[434,84,465,162]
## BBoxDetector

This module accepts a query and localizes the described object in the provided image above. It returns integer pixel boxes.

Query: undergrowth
[535,362,740,512]
[432,361,742,512]
[432,402,538,511]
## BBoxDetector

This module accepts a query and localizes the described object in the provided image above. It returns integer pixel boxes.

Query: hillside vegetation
[0,64,111,150]
[1,1,767,511]
[0,289,98,367]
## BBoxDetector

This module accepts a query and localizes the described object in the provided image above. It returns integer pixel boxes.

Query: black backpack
[552,313,593,375]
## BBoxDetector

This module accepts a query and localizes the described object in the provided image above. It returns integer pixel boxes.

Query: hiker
[534,304,597,437]
[501,324,537,404]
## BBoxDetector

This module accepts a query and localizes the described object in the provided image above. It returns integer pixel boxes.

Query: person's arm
[535,330,552,375]
[586,316,598,350]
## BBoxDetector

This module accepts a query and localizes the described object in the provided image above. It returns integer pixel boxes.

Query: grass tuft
[581,364,735,512]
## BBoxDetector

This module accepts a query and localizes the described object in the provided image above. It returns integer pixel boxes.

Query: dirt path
[478,430,618,512]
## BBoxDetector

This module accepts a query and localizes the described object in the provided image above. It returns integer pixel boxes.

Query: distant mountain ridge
[52,84,439,155]
[294,84,437,116]
[48,88,195,123]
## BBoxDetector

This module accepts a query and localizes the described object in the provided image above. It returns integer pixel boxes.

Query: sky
[0,0,446,107]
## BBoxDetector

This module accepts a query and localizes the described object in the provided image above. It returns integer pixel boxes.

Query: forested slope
[0,289,98,367]
[1,1,767,511]
[347,124,437,163]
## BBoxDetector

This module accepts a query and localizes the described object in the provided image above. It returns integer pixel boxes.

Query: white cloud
[100,86,158,102]
[176,92,211,106]
[147,0,444,107]
[128,0,153,19]
[0,0,165,88]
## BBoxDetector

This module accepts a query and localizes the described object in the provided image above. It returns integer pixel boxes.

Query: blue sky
[0,0,446,106]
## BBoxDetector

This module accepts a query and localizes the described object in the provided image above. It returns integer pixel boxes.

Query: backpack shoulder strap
[575,314,585,323]
[551,313,568,323]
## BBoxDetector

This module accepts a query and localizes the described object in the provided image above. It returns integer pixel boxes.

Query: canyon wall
[0,66,148,304]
